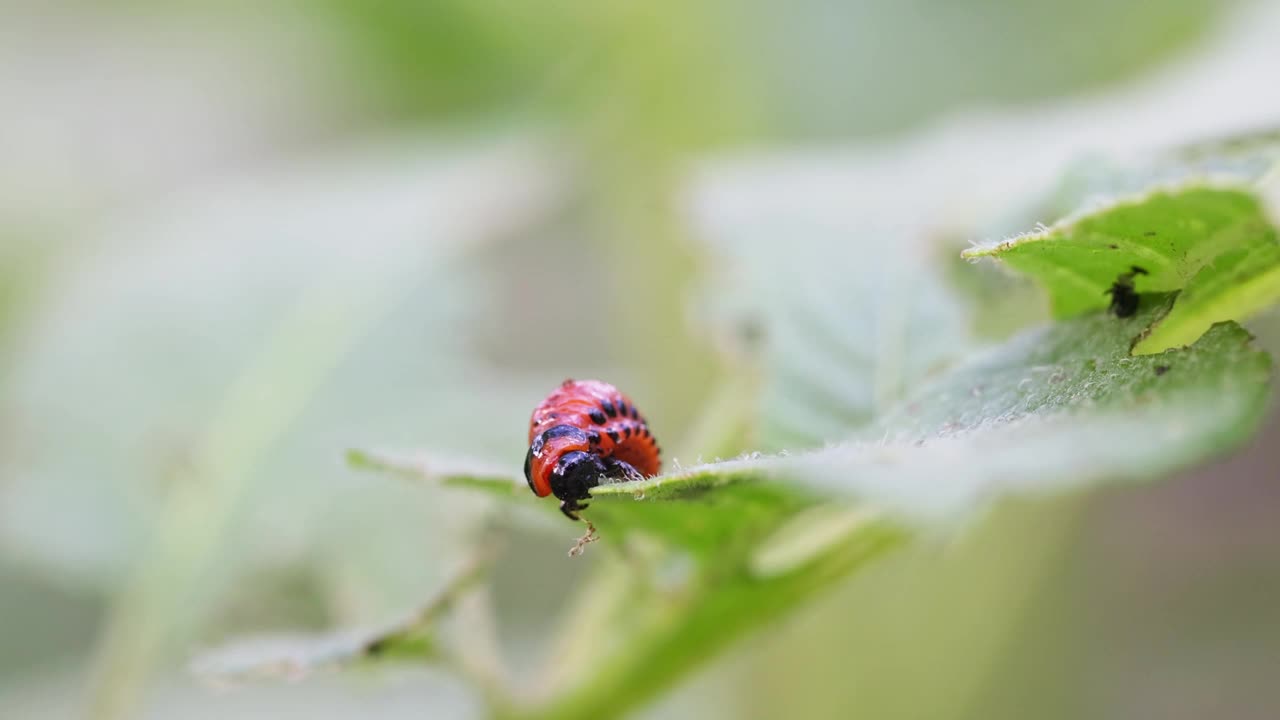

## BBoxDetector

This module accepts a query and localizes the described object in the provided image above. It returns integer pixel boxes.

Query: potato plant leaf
[345,303,1269,720]
[589,304,1269,528]
[963,131,1280,355]
[302,135,1277,720]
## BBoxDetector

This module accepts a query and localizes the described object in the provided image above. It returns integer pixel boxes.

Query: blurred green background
[3,1,1280,718]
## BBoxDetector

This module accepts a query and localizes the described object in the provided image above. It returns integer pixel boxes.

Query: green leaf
[962,186,1273,314]
[962,131,1280,355]
[353,302,1269,720]
[340,141,1277,720]
[1134,241,1280,353]
[592,304,1269,527]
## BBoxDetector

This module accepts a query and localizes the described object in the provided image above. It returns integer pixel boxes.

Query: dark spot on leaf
[1109,244,1119,249]
[1107,266,1148,318]
[1154,365,1170,376]
[1143,231,1157,237]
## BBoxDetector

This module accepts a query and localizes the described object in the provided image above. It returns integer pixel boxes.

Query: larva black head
[526,424,592,497]
[550,450,606,505]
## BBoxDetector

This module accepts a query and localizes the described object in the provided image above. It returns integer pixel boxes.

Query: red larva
[524,379,661,520]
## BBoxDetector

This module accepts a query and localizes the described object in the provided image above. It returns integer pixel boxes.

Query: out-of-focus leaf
[0,139,570,720]
[0,138,563,588]
[737,0,1224,139]
[191,544,495,683]
[688,159,977,451]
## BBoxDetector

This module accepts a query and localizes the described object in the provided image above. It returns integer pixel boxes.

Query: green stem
[499,523,908,720]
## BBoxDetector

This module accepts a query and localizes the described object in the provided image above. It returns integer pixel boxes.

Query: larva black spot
[617,400,630,418]
[607,429,620,443]
[537,424,589,452]
[589,409,606,425]
[601,400,617,417]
